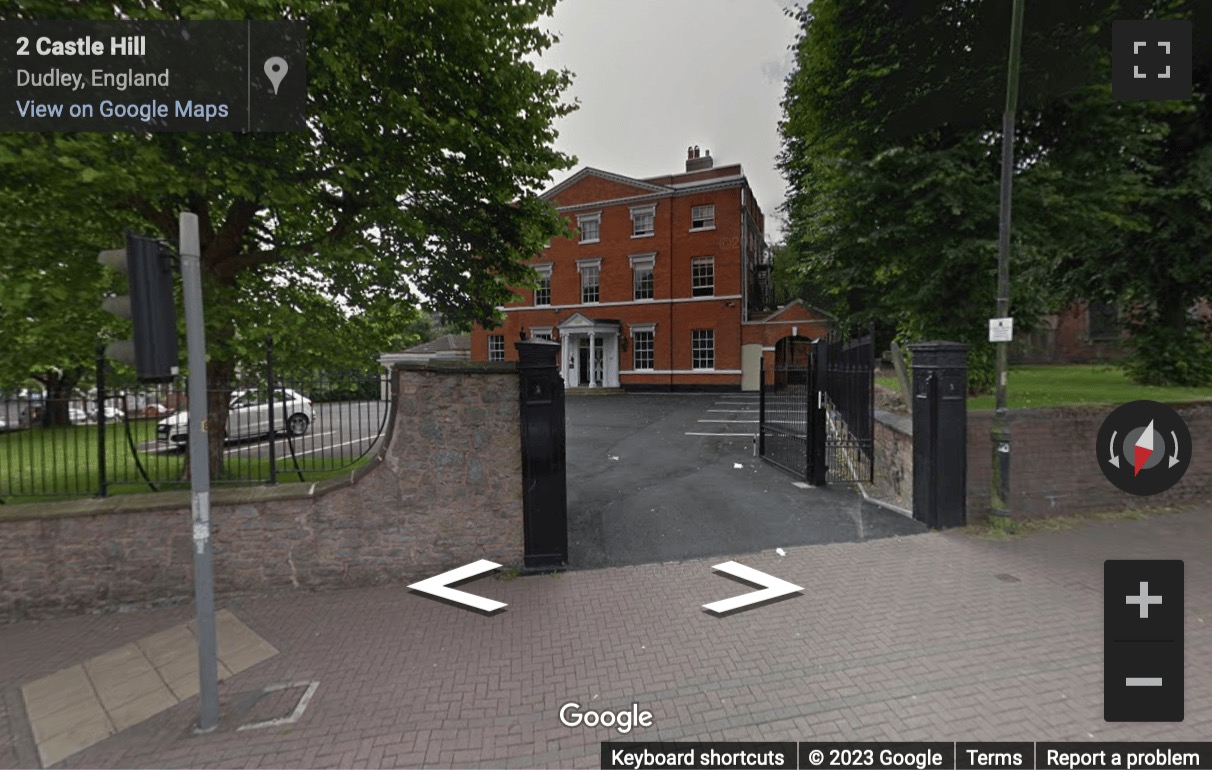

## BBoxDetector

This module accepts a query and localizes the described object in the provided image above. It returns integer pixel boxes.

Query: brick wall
[742,304,831,386]
[1014,302,1128,365]
[546,173,662,208]
[870,402,1212,522]
[0,362,525,621]
[967,403,1212,519]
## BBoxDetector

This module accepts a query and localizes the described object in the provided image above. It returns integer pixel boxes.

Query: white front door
[576,337,603,386]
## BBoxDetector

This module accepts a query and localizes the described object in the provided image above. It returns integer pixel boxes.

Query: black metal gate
[758,337,825,484]
[758,328,874,485]
[822,327,875,483]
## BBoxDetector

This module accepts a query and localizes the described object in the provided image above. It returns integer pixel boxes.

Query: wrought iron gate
[758,328,874,485]
[822,327,875,483]
[758,337,824,483]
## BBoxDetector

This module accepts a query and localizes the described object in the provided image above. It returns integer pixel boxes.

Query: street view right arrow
[702,561,803,616]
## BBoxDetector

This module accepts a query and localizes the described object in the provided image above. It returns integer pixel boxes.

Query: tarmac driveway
[565,393,925,568]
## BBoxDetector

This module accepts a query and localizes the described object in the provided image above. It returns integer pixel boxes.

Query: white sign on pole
[989,317,1014,343]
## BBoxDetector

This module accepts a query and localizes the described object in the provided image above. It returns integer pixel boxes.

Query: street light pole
[180,212,220,731]
[991,0,1026,520]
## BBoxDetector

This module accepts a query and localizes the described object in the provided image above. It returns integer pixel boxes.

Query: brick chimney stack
[686,145,714,172]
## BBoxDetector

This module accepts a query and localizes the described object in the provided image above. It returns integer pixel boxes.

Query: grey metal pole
[991,0,1025,520]
[180,212,220,731]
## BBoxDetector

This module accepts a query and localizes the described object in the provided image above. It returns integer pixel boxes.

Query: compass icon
[1097,400,1192,495]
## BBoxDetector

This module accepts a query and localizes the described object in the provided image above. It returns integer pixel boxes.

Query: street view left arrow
[408,560,507,613]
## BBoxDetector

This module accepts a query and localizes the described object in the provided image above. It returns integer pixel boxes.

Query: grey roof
[401,334,471,354]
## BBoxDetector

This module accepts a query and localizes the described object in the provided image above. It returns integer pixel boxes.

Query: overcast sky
[534,0,802,241]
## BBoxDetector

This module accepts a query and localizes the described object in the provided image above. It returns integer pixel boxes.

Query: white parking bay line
[711,408,805,414]
[697,419,759,423]
[224,442,269,457]
[224,430,337,456]
[685,432,758,437]
[291,437,373,458]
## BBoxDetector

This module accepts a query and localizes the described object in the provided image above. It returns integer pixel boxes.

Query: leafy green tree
[223,285,434,374]
[0,268,100,425]
[1049,57,1212,385]
[0,181,132,423]
[777,0,1210,390]
[0,0,577,469]
[767,241,799,307]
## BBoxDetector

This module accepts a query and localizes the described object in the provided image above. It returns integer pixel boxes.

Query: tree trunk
[205,357,235,480]
[1160,285,1190,338]
[35,368,84,428]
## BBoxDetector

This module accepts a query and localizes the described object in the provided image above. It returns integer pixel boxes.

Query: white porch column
[559,333,568,383]
[608,335,619,387]
[588,332,597,388]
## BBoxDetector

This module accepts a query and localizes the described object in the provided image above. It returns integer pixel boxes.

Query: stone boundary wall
[868,409,913,511]
[870,402,1212,522]
[0,361,525,622]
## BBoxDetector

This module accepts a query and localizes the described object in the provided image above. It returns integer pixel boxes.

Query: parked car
[156,388,315,448]
[88,404,126,422]
[141,403,173,418]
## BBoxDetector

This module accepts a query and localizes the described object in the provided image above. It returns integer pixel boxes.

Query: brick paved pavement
[1,506,1208,769]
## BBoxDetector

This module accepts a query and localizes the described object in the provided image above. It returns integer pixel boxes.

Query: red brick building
[1014,299,1212,364]
[470,148,828,391]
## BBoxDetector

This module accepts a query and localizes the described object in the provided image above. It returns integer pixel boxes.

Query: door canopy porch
[556,313,621,388]
[556,312,621,337]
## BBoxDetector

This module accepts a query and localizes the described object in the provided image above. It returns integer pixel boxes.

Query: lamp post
[991,0,1026,520]
[180,212,220,731]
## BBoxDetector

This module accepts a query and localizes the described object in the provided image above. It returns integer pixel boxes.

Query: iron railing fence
[1,353,390,502]
[821,325,875,483]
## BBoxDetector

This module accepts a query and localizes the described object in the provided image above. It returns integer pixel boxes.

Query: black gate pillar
[516,339,568,568]
[809,337,828,486]
[909,341,969,529]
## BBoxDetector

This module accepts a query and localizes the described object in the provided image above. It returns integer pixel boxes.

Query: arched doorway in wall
[773,335,814,387]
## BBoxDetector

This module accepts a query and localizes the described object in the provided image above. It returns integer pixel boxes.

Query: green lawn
[0,420,374,503]
[0,420,178,499]
[877,364,1212,409]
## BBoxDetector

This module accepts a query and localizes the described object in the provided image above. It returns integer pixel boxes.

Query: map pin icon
[264,57,288,95]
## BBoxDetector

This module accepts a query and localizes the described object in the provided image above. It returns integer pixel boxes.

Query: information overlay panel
[600,742,1212,770]
[0,20,305,132]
